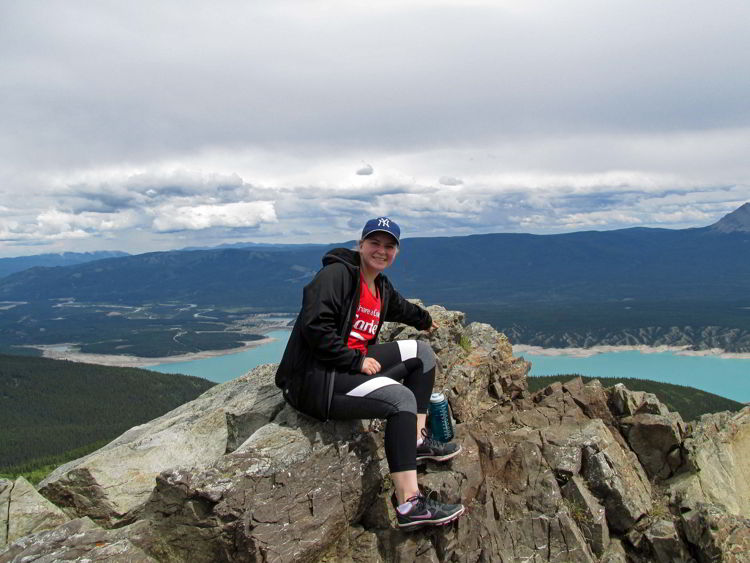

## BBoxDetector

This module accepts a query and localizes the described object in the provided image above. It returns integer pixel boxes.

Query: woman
[276,216,465,530]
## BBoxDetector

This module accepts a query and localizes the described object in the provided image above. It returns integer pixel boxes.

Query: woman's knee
[388,385,417,414]
[416,340,436,372]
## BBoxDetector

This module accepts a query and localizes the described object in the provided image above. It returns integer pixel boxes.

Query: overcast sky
[1,0,749,257]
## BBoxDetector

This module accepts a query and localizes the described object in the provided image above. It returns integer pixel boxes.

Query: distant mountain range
[0,251,129,279]
[179,242,332,252]
[1,204,748,308]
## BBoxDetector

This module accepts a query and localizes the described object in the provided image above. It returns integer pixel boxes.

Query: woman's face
[359,232,399,273]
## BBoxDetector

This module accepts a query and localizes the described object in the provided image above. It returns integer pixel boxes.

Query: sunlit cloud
[152,201,277,232]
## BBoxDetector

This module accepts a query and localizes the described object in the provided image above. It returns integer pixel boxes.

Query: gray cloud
[439,176,463,186]
[356,163,374,176]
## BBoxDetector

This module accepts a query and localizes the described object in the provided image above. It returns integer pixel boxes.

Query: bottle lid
[430,392,445,403]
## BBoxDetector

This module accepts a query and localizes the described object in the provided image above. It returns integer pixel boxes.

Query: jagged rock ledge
[1,304,749,562]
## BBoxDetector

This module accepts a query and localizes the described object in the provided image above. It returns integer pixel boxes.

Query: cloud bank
[1,0,749,255]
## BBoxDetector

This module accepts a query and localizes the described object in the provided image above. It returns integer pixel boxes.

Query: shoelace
[405,494,426,512]
[422,436,444,450]
[405,491,442,512]
[420,428,442,450]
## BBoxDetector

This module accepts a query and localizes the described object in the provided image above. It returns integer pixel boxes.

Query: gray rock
[564,377,618,428]
[620,412,685,480]
[561,475,609,557]
[636,394,672,416]
[682,503,750,563]
[139,421,382,563]
[0,477,69,550]
[610,383,647,417]
[579,421,652,532]
[668,407,750,515]
[0,517,165,563]
[644,519,695,563]
[0,480,10,548]
[38,363,286,524]
[600,538,628,563]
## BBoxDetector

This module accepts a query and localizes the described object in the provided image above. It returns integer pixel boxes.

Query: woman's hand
[428,320,439,333]
[361,357,381,375]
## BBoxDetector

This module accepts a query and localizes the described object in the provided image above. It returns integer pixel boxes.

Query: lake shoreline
[32,333,285,369]
[31,333,750,368]
[513,343,750,360]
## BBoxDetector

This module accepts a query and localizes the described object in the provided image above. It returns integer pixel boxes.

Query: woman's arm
[299,263,365,372]
[382,278,432,330]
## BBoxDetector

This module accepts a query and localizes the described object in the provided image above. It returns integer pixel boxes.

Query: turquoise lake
[147,330,750,403]
[523,349,750,403]
[147,330,292,383]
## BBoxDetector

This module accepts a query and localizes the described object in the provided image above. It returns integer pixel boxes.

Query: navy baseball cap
[361,217,400,245]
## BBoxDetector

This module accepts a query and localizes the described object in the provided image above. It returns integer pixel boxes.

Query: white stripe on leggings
[397,339,418,361]
[346,376,400,398]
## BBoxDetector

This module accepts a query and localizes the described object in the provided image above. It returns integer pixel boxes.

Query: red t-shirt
[347,274,381,353]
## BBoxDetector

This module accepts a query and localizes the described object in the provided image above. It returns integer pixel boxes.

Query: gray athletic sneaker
[394,493,465,530]
[416,429,462,462]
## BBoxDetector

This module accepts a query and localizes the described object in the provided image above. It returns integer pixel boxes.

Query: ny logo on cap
[378,218,390,227]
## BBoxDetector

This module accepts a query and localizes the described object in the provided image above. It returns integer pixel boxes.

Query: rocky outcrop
[3,304,750,562]
[0,477,69,550]
[667,408,750,515]
[0,517,167,562]
[682,504,750,563]
[37,364,286,525]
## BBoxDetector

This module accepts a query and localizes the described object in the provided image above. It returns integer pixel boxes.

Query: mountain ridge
[709,202,750,233]
[0,250,129,279]
[2,218,748,306]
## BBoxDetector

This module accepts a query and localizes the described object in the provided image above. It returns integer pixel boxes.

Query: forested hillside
[0,355,215,472]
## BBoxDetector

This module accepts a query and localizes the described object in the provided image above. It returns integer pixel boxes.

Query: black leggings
[328,340,437,472]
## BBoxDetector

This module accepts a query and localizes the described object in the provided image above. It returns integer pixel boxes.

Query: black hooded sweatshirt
[275,248,432,421]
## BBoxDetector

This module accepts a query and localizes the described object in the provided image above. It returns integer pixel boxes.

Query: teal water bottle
[428,392,454,442]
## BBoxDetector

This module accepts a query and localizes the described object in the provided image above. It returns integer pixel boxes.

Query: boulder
[681,503,750,563]
[579,420,652,533]
[137,415,383,562]
[0,480,8,548]
[619,412,685,480]
[561,475,609,557]
[432,417,596,563]
[38,363,285,524]
[610,383,646,417]
[667,407,750,515]
[563,377,618,429]
[0,476,69,550]
[609,383,672,418]
[644,519,695,563]
[0,517,166,563]
[600,538,628,563]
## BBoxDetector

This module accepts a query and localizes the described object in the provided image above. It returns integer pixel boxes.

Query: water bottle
[428,392,454,442]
